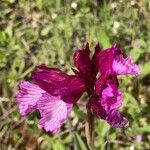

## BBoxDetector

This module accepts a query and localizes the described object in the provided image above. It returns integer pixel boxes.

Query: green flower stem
[85,111,95,150]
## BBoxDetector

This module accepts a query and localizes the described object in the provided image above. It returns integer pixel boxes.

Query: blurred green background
[0,0,150,149]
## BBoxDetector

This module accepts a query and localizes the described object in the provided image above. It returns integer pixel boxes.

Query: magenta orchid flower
[16,43,140,133]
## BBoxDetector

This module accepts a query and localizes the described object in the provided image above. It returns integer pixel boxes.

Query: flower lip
[16,81,46,116]
[37,93,73,133]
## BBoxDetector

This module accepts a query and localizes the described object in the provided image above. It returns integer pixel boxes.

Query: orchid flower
[16,43,140,133]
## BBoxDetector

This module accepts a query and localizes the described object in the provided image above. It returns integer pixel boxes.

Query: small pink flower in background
[134,42,141,49]
[16,43,140,133]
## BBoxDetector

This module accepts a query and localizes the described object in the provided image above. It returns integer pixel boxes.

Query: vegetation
[0,0,150,149]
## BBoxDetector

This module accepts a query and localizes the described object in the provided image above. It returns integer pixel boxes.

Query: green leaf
[5,26,13,38]
[36,0,43,9]
[41,26,51,36]
[124,92,138,106]
[136,125,150,133]
[95,121,110,149]
[140,61,150,79]
[53,140,66,150]
[97,29,111,48]
[130,48,143,62]
[73,105,86,120]
[74,133,88,150]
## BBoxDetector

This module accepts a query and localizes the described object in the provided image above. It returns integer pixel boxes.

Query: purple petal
[95,75,122,112]
[113,55,140,75]
[106,110,129,128]
[101,84,122,112]
[60,76,86,103]
[87,96,107,120]
[32,65,70,85]
[87,94,127,128]
[95,75,119,96]
[16,67,83,133]
[33,79,59,96]
[97,43,140,76]
[37,93,73,133]
[32,65,86,103]
[97,46,117,75]
[91,43,102,78]
[16,81,45,116]
[32,66,69,95]
[73,43,91,74]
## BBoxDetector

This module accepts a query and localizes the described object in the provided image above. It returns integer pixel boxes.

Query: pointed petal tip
[95,43,101,51]
[85,42,89,47]
[95,42,100,46]
[84,42,90,54]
